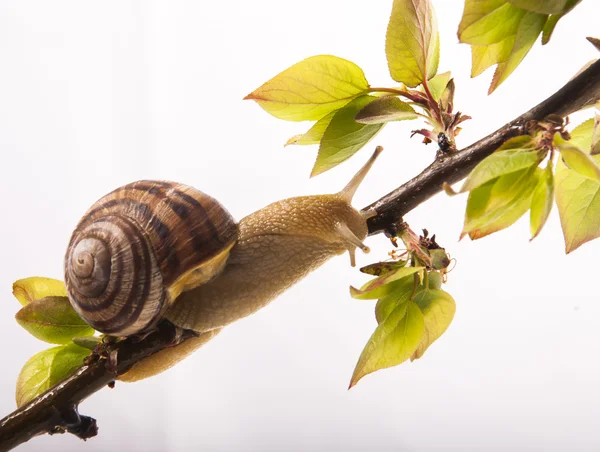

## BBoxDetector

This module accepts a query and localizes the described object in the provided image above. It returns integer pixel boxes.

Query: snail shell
[64,180,237,336]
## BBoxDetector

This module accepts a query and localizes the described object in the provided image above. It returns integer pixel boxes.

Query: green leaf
[354,96,417,124]
[374,277,416,324]
[411,288,456,360]
[555,118,594,150]
[244,55,369,121]
[425,71,451,102]
[15,296,95,344]
[555,153,600,253]
[350,266,423,300]
[385,0,440,87]
[471,38,514,77]
[530,163,555,240]
[542,14,561,45]
[592,114,600,156]
[16,344,90,407]
[285,111,336,146]
[462,167,539,240]
[460,148,543,192]
[488,12,546,94]
[12,277,67,307]
[458,2,546,93]
[507,0,581,15]
[558,145,600,182]
[350,300,424,388]
[72,336,101,351]
[459,2,526,46]
[311,96,384,176]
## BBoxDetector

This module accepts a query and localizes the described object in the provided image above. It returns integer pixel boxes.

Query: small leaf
[15,296,95,344]
[591,114,600,155]
[411,288,456,360]
[350,266,423,300]
[459,2,526,46]
[350,300,424,388]
[439,78,455,112]
[460,148,543,193]
[458,2,546,93]
[555,153,600,253]
[558,145,600,182]
[555,118,594,150]
[471,39,514,77]
[462,167,539,239]
[374,277,416,324]
[244,55,369,121]
[354,96,417,124]
[360,260,407,276]
[16,344,90,407]
[425,71,451,102]
[12,277,67,307]
[72,336,101,351]
[530,163,555,240]
[542,14,561,45]
[488,12,546,94]
[311,96,384,176]
[507,0,581,15]
[285,111,336,146]
[385,0,440,87]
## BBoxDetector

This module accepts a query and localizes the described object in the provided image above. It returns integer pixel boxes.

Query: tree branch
[1,60,599,452]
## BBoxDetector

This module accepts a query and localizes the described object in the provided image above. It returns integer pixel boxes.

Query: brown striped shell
[64,180,238,336]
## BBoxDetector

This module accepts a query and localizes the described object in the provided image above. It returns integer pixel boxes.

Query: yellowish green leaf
[508,0,581,15]
[411,288,456,360]
[244,55,369,121]
[591,114,600,155]
[12,277,67,307]
[555,154,600,253]
[350,300,424,388]
[542,14,560,45]
[350,266,423,300]
[72,336,101,351]
[354,96,417,124]
[459,2,546,93]
[530,163,554,240]
[16,344,90,407]
[285,111,336,146]
[374,277,416,324]
[460,148,543,192]
[15,296,94,344]
[459,2,526,46]
[311,96,383,176]
[424,71,451,102]
[471,38,514,77]
[558,145,600,182]
[462,167,539,239]
[385,0,440,87]
[489,12,546,94]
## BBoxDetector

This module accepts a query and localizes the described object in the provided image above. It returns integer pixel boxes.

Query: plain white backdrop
[1,1,599,451]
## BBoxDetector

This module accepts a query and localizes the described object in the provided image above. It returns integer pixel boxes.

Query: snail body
[64,148,382,380]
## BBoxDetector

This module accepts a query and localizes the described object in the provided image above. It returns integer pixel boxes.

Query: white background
[0,1,599,451]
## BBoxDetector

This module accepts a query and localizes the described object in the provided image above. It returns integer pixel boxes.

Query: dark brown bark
[1,58,600,452]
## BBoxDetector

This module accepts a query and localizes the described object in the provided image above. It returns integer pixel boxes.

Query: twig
[0,60,599,452]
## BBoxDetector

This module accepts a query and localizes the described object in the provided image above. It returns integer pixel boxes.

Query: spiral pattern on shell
[65,180,238,336]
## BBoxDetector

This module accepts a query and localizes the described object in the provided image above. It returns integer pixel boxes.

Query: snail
[64,147,382,380]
